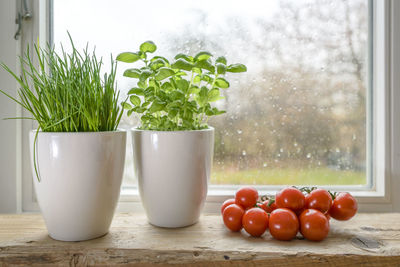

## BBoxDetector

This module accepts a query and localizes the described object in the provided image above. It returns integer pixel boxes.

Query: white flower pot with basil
[0,36,126,241]
[117,41,246,228]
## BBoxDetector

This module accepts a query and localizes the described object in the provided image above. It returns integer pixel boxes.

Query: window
[4,0,398,213]
[53,0,370,188]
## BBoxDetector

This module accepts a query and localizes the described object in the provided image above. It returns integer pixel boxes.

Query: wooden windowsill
[0,213,399,266]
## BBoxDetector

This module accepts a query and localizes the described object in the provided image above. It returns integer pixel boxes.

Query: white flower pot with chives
[117,41,247,228]
[0,35,126,241]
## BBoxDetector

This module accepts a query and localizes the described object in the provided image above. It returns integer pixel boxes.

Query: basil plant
[117,41,246,131]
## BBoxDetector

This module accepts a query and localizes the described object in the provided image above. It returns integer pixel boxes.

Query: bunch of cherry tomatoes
[221,186,358,241]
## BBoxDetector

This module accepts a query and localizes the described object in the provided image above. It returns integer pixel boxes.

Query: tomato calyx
[329,191,338,200]
[260,195,275,206]
[296,186,338,201]
[296,186,317,194]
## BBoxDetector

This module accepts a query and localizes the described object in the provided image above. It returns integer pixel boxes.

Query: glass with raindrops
[54,0,368,186]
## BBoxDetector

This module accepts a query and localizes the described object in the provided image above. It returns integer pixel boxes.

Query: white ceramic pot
[132,127,214,228]
[29,130,126,241]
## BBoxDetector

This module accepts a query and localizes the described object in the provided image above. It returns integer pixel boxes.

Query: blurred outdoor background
[54,0,369,186]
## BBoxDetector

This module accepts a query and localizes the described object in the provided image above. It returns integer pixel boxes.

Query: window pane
[53,0,368,186]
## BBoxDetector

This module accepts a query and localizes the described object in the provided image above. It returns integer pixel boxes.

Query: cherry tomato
[235,187,259,209]
[242,208,269,237]
[329,192,358,221]
[269,208,299,241]
[275,187,305,211]
[222,204,245,232]
[305,188,332,213]
[299,209,330,241]
[221,198,236,214]
[258,200,277,213]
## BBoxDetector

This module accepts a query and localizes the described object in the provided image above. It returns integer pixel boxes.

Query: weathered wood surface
[1,213,400,266]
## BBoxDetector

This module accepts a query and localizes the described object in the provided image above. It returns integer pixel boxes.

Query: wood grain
[1,213,400,266]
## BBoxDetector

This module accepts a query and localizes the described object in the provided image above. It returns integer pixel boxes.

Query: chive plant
[0,36,124,181]
[0,37,123,133]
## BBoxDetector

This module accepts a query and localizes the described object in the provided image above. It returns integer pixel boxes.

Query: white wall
[0,1,19,213]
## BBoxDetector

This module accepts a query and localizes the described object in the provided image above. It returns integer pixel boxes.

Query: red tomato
[258,200,277,213]
[299,209,330,241]
[275,187,305,211]
[221,198,236,214]
[222,204,245,232]
[269,208,299,241]
[305,189,332,213]
[235,187,259,209]
[242,208,269,237]
[329,192,358,221]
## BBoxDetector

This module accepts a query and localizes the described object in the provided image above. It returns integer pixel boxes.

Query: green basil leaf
[142,101,151,107]
[134,106,146,113]
[207,88,222,102]
[216,56,227,65]
[149,59,166,70]
[161,81,173,91]
[175,71,187,76]
[227,63,247,73]
[196,86,209,106]
[216,63,227,74]
[151,56,170,64]
[192,67,202,74]
[139,70,152,82]
[201,74,213,83]
[170,90,185,101]
[130,95,141,106]
[215,77,230,88]
[128,88,144,96]
[123,68,141,78]
[194,51,213,62]
[144,86,155,97]
[171,58,193,71]
[137,80,147,89]
[140,41,157,53]
[188,85,200,94]
[213,107,226,115]
[174,53,193,62]
[193,75,201,84]
[176,79,189,92]
[195,59,215,73]
[116,52,140,63]
[155,67,175,81]
[122,102,132,110]
[168,108,179,119]
[149,100,165,113]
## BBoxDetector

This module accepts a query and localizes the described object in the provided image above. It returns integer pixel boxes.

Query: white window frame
[0,0,398,213]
